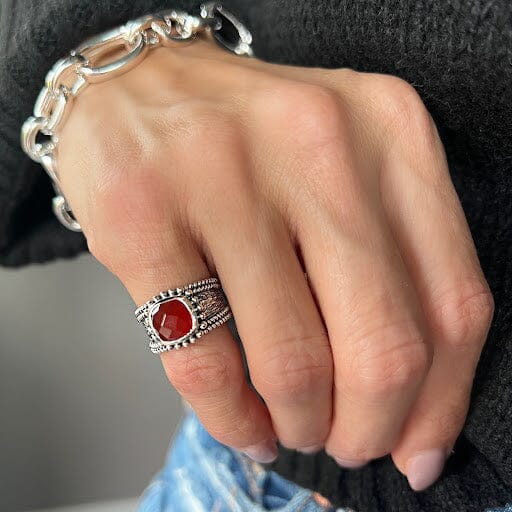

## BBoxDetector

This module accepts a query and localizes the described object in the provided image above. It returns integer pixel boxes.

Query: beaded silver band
[135,277,232,353]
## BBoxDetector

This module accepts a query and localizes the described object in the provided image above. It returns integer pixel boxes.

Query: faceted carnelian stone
[152,299,193,342]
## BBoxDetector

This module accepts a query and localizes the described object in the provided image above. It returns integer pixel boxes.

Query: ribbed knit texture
[0,1,511,511]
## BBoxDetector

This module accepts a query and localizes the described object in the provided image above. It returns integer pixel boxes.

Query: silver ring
[134,277,232,353]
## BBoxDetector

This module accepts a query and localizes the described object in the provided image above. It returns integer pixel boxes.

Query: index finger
[381,113,494,490]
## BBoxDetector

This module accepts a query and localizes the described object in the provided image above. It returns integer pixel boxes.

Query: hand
[58,40,494,491]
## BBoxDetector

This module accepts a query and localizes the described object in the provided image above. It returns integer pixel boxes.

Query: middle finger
[298,175,432,466]
[196,182,334,452]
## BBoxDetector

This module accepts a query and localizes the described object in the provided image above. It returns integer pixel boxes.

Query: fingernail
[297,444,323,454]
[334,457,368,469]
[242,439,278,464]
[407,448,446,491]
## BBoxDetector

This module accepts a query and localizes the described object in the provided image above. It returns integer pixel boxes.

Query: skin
[57,39,494,491]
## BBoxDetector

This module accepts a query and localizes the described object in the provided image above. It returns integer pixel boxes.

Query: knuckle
[378,77,426,122]
[87,121,170,232]
[264,83,359,225]
[377,76,436,141]
[357,344,428,397]
[432,280,495,350]
[369,74,448,188]
[267,83,345,153]
[343,321,430,398]
[93,163,161,225]
[252,336,332,401]
[168,350,231,397]
[87,169,172,275]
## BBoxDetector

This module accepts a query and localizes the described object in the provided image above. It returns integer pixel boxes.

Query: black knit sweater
[1,1,511,511]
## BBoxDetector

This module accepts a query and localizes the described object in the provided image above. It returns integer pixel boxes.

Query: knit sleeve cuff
[0,137,86,267]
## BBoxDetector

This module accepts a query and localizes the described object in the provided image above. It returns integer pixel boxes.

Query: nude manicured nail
[242,439,278,463]
[297,444,323,454]
[407,449,446,491]
[334,457,368,469]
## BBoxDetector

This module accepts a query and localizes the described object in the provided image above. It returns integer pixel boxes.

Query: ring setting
[135,277,232,353]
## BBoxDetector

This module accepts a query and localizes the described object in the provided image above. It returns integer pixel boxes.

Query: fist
[57,40,493,491]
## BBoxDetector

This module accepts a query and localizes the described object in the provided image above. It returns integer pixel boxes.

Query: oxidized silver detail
[20,5,254,232]
[201,3,253,56]
[135,277,232,354]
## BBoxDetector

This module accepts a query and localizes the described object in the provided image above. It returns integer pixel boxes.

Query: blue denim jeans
[139,409,512,512]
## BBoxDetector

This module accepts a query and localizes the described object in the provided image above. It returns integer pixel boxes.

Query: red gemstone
[152,299,194,342]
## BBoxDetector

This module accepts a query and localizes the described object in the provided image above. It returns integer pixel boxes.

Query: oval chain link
[20,3,253,232]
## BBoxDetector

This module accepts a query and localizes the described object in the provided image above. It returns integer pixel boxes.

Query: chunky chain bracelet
[20,3,253,232]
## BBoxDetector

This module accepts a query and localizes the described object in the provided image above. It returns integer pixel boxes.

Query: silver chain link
[20,3,253,232]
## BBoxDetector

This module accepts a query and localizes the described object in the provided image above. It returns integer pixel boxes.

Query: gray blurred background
[0,254,183,511]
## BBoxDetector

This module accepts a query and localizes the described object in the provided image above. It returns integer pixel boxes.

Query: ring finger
[86,210,278,462]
